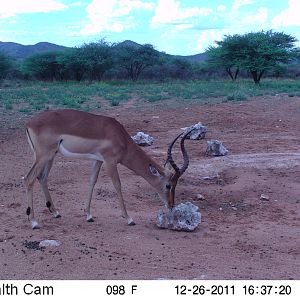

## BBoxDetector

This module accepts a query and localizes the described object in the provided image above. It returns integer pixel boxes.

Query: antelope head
[149,129,192,210]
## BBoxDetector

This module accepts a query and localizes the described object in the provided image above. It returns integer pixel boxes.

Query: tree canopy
[207,30,298,83]
[114,43,160,81]
[0,51,13,80]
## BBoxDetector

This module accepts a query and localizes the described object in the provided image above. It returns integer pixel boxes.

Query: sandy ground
[0,95,299,280]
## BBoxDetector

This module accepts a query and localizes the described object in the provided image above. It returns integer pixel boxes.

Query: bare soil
[0,95,299,280]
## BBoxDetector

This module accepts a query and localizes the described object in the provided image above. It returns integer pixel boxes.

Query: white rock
[156,202,201,231]
[39,239,61,248]
[131,131,154,146]
[206,140,229,156]
[196,194,206,200]
[260,194,270,201]
[182,122,207,140]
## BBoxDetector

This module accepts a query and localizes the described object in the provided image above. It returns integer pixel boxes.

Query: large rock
[206,140,229,156]
[156,202,201,231]
[183,122,207,140]
[131,131,154,146]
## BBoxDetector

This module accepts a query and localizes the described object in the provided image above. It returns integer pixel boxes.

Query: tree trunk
[258,70,265,83]
[226,67,239,81]
[234,68,239,80]
[225,68,234,80]
[251,71,259,84]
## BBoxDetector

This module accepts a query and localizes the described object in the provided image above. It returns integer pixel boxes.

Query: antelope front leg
[24,160,47,229]
[85,160,102,222]
[38,159,61,219]
[105,162,135,226]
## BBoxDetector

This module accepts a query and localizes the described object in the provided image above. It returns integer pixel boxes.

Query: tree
[80,40,114,80]
[23,52,62,80]
[58,40,114,81]
[207,34,242,81]
[207,30,298,83]
[58,48,86,81]
[0,51,13,80]
[114,43,160,81]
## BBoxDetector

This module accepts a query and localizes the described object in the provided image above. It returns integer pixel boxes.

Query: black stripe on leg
[26,207,31,216]
[46,201,52,211]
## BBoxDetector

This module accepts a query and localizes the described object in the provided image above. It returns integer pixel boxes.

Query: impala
[24,109,192,229]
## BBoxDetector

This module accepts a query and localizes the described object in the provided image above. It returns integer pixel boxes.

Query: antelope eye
[166,184,171,189]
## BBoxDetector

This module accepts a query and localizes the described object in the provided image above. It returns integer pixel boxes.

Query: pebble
[260,194,270,201]
[39,240,61,248]
[196,194,206,200]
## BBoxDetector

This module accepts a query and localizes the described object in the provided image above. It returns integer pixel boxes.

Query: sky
[0,0,299,55]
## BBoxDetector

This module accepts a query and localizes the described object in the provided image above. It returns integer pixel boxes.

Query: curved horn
[165,128,194,177]
[179,128,193,175]
[165,131,184,173]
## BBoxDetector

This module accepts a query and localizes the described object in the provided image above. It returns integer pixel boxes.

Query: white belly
[59,143,104,161]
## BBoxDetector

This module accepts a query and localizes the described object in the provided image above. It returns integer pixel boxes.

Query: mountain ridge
[0,40,207,62]
[0,41,67,60]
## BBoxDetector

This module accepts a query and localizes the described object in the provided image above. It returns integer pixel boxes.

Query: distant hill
[176,53,207,62]
[0,40,206,62]
[0,42,67,60]
[115,40,142,49]
[115,40,207,62]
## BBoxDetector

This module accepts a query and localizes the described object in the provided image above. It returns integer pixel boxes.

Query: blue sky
[0,0,299,55]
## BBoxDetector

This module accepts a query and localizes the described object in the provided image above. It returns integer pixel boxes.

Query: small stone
[131,132,154,146]
[39,240,61,248]
[196,194,205,200]
[206,140,229,156]
[260,194,270,201]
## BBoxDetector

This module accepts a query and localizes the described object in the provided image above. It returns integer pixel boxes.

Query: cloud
[196,29,227,52]
[232,0,254,11]
[151,0,212,27]
[243,7,268,25]
[217,5,227,12]
[272,0,300,28]
[0,0,67,18]
[80,0,155,35]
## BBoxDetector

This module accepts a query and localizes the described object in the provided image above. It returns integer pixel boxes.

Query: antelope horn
[165,128,194,178]
[179,129,193,175]
[165,131,184,173]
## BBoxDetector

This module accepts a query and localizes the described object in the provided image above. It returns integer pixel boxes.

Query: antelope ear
[149,164,162,178]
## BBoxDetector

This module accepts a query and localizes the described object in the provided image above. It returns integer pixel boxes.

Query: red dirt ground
[0,95,299,280]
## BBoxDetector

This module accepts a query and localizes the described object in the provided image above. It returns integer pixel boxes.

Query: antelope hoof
[31,220,40,230]
[86,213,94,222]
[127,218,136,226]
[54,212,61,218]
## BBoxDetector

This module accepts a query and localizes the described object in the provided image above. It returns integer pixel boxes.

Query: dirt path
[0,95,299,279]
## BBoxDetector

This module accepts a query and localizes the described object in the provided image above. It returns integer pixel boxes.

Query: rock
[39,239,61,248]
[156,202,201,231]
[206,140,229,156]
[260,194,270,201]
[182,122,207,140]
[131,131,154,146]
[196,194,206,200]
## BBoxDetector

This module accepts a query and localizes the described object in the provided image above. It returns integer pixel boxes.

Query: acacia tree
[207,34,242,81]
[57,48,86,81]
[115,43,160,81]
[0,51,13,80]
[23,51,62,80]
[207,30,298,83]
[80,40,114,80]
[58,40,114,81]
